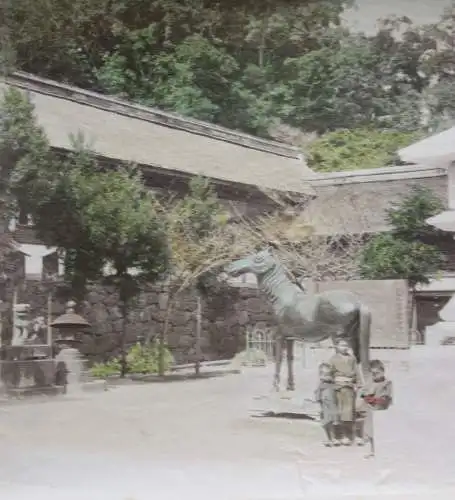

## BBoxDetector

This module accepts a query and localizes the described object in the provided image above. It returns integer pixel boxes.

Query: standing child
[329,338,359,445]
[357,359,393,458]
[314,362,339,447]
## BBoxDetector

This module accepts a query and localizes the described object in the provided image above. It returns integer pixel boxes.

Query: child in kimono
[329,338,359,445]
[314,362,339,446]
[357,359,393,458]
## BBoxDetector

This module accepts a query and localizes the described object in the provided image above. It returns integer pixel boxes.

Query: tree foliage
[359,187,445,286]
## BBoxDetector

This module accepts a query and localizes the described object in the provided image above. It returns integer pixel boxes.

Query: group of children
[314,338,392,458]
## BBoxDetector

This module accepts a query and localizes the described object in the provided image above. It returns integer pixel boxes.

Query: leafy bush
[90,342,174,378]
[359,186,445,286]
[359,234,444,286]
[126,341,174,375]
[90,359,122,378]
[307,128,422,172]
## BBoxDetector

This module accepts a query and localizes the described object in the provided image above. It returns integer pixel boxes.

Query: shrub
[126,341,174,374]
[89,341,174,378]
[232,348,269,367]
[90,359,122,378]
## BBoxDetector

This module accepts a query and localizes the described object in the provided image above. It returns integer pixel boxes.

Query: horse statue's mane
[266,241,306,292]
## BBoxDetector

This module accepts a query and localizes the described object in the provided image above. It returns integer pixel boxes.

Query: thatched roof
[2,72,450,239]
[0,72,314,195]
[300,164,448,235]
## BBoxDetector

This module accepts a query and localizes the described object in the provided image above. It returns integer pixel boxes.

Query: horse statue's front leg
[273,336,284,391]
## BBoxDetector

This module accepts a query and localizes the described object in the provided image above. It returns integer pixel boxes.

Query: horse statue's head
[224,247,278,278]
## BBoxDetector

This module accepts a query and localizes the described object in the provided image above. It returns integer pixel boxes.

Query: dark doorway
[415,295,451,344]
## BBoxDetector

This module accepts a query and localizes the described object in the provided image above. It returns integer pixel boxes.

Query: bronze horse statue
[225,247,371,391]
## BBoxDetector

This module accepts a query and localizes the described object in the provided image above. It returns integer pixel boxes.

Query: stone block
[91,303,109,323]
[244,297,266,314]
[158,292,169,311]
[170,311,193,327]
[237,310,249,325]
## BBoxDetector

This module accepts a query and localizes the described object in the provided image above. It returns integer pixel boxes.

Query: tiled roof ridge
[307,163,447,186]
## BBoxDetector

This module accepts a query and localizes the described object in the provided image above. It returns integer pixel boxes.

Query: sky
[343,0,454,34]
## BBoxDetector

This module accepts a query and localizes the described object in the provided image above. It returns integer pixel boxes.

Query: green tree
[219,1,353,66]
[0,85,55,269]
[1,88,169,373]
[272,32,423,133]
[96,33,272,134]
[359,186,445,287]
[3,0,353,136]
[67,157,169,375]
[425,79,455,132]
[369,10,455,129]
[306,128,423,173]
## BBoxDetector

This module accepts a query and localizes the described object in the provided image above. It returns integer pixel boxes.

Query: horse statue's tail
[350,304,371,379]
[357,304,371,380]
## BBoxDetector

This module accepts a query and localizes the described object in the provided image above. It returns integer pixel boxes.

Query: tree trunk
[409,288,420,345]
[158,326,166,376]
[194,292,202,376]
[119,301,129,378]
[158,282,171,377]
[258,9,270,68]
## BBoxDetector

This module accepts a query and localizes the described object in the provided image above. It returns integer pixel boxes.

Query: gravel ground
[1,349,454,499]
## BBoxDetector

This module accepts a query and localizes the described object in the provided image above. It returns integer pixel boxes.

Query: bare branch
[233,189,368,282]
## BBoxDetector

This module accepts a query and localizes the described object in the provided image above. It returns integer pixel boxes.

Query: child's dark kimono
[315,379,339,445]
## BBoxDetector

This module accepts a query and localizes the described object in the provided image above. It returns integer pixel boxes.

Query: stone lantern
[50,301,90,393]
[51,300,90,347]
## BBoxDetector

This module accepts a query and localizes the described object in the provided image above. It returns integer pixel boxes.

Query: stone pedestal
[54,346,85,394]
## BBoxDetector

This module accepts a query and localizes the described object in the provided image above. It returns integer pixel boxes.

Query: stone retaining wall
[0,277,409,364]
[1,281,276,364]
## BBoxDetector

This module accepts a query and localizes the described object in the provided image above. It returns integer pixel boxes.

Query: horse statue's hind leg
[273,335,285,391]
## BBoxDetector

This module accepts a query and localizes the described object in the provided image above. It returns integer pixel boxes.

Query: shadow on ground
[123,368,240,384]
[252,411,316,421]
